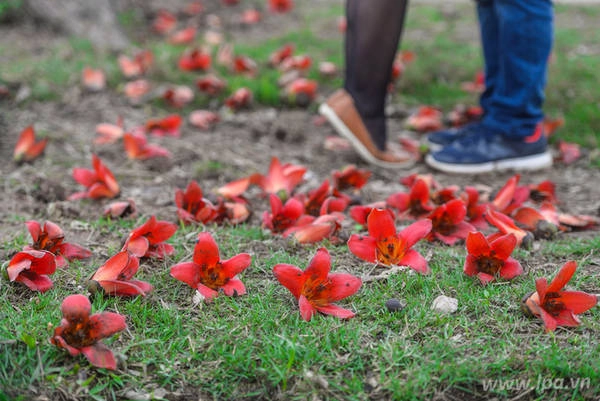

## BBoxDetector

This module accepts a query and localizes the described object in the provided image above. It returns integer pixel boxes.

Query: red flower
[348,209,432,273]
[196,74,227,96]
[13,125,47,163]
[118,50,153,78]
[103,199,137,219]
[224,87,253,110]
[491,174,529,215]
[426,199,475,245]
[557,141,581,165]
[262,194,305,234]
[95,117,124,145]
[287,213,344,244]
[280,54,312,72]
[269,0,293,13]
[522,261,597,332]
[463,232,523,285]
[446,104,483,128]
[284,78,318,106]
[178,48,212,71]
[189,110,220,130]
[123,131,172,160]
[170,232,251,301]
[273,247,361,321]
[386,178,434,220]
[405,106,443,133]
[332,165,371,191]
[233,55,258,76]
[69,154,120,200]
[50,294,127,370]
[461,186,488,230]
[528,180,557,204]
[269,44,294,67]
[81,67,106,92]
[349,202,389,228]
[168,26,196,45]
[249,156,306,197]
[6,250,56,292]
[122,216,177,258]
[175,180,218,225]
[485,207,532,248]
[145,114,182,137]
[89,251,152,297]
[24,220,92,268]
[240,9,262,25]
[124,79,151,102]
[162,85,194,108]
[152,9,177,35]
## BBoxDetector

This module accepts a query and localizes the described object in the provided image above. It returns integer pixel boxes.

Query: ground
[1,1,599,400]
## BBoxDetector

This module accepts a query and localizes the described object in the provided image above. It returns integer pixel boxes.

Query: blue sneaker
[426,122,481,152]
[425,124,552,174]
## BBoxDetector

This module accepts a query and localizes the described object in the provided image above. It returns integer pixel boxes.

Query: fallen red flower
[332,165,371,191]
[348,209,432,273]
[103,199,137,219]
[461,186,488,230]
[24,220,92,268]
[175,180,218,225]
[446,104,484,127]
[349,202,390,228]
[485,207,532,248]
[145,114,182,137]
[169,26,196,45]
[89,251,152,297]
[240,9,261,25]
[122,216,177,258]
[69,154,120,200]
[124,79,151,102]
[273,247,361,321]
[528,180,557,204]
[288,213,344,244]
[491,174,529,215]
[386,178,434,220]
[522,261,597,332]
[152,9,177,35]
[249,156,306,197]
[50,294,127,370]
[189,110,220,130]
[13,125,47,163]
[464,232,523,285]
[118,50,153,78]
[233,55,258,76]
[284,78,318,107]
[262,193,305,234]
[162,85,194,108]
[196,74,227,96]
[178,48,212,71]
[280,54,312,72]
[269,44,294,67]
[405,106,443,133]
[224,87,253,110]
[557,141,581,165]
[123,131,172,160]
[426,199,476,245]
[170,232,251,301]
[81,67,106,92]
[269,0,293,13]
[95,117,125,145]
[6,250,56,292]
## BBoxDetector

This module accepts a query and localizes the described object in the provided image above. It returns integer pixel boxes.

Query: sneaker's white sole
[425,151,553,174]
[319,103,414,169]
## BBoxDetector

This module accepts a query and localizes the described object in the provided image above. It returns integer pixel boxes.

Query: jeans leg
[476,0,499,115]
[482,0,553,138]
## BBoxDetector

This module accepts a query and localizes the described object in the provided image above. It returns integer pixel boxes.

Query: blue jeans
[477,0,553,139]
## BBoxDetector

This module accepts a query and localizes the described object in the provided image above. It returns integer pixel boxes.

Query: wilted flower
[89,251,152,297]
[69,154,120,200]
[122,216,177,258]
[24,220,92,268]
[13,125,47,163]
[463,232,523,285]
[6,250,56,292]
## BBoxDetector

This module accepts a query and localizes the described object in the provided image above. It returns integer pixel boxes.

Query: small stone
[385,298,406,313]
[431,295,458,314]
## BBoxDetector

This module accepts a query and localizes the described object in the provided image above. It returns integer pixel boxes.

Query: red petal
[59,243,92,261]
[97,280,150,296]
[15,271,54,292]
[476,272,495,285]
[273,263,304,299]
[499,258,523,280]
[492,174,520,211]
[146,220,177,245]
[299,295,316,321]
[553,309,581,327]
[72,168,98,187]
[170,262,199,288]
[125,236,149,258]
[367,209,397,239]
[61,294,92,321]
[197,283,219,301]
[489,233,517,261]
[463,255,478,277]
[559,291,597,314]
[81,343,118,370]
[547,260,577,293]
[25,220,41,242]
[538,307,558,332]
[326,273,362,302]
[535,278,548,305]
[399,249,430,274]
[88,312,127,341]
[315,304,356,319]
[222,278,246,296]
[13,125,35,159]
[398,219,432,249]
[92,251,138,281]
[293,223,332,244]
[303,248,331,282]
[466,231,490,257]
[221,253,252,278]
[347,234,377,263]
[193,233,221,267]
[217,177,250,199]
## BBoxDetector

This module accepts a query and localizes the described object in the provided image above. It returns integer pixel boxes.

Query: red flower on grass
[224,87,253,110]
[103,199,137,219]
[170,232,251,301]
[273,248,361,321]
[162,85,194,108]
[81,67,106,92]
[178,48,212,71]
[168,26,196,45]
[386,178,434,220]
[13,125,47,163]
[123,216,177,258]
[69,154,120,200]
[426,199,475,245]
[196,74,227,96]
[348,209,432,274]
[6,250,56,292]
[284,78,318,106]
[269,43,294,67]
[24,220,92,268]
[50,294,127,370]
[249,156,306,197]
[262,193,305,234]
[152,9,177,35]
[175,180,218,225]
[332,165,371,191]
[269,0,293,13]
[287,213,344,244]
[522,261,597,332]
[95,117,124,145]
[118,50,153,78]
[405,106,443,133]
[463,232,523,285]
[89,251,152,297]
[485,207,532,248]
[145,114,182,137]
[189,110,220,130]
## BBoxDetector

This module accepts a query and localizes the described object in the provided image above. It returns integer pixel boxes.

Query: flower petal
[193,233,221,267]
[489,234,517,261]
[326,273,362,302]
[170,262,199,288]
[367,209,397,239]
[25,220,41,242]
[221,253,252,278]
[547,260,577,293]
[465,231,489,257]
[559,291,598,314]
[222,278,246,296]
[273,263,304,299]
[398,219,432,249]
[15,271,54,292]
[303,248,331,282]
[553,309,581,327]
[347,234,377,263]
[92,251,139,281]
[88,312,127,341]
[80,343,118,370]
[476,272,495,285]
[125,236,150,258]
[499,258,523,280]
[315,304,356,319]
[299,295,316,321]
[58,243,92,261]
[463,255,478,277]
[95,280,150,296]
[197,283,219,301]
[61,294,92,321]
[399,249,430,274]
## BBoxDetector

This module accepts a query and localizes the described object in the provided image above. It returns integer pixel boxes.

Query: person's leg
[476,0,499,114]
[483,0,553,138]
[344,0,408,150]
